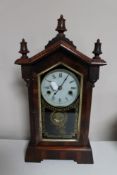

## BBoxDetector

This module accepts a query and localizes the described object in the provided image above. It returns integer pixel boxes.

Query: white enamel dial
[41,69,79,107]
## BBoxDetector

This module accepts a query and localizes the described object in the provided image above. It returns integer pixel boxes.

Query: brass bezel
[37,62,83,142]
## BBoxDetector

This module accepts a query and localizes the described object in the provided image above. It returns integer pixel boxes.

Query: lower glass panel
[42,108,78,140]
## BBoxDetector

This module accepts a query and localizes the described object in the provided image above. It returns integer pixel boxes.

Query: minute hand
[54,74,69,95]
[60,74,69,88]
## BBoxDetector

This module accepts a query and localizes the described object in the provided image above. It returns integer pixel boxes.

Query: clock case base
[25,140,93,164]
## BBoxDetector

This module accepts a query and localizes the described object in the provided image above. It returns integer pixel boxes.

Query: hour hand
[50,82,58,91]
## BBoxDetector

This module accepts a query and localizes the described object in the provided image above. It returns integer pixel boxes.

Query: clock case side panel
[79,78,93,146]
[21,65,40,145]
[79,65,101,146]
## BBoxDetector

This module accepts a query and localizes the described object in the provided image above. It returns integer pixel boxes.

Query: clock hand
[53,88,59,95]
[45,79,58,91]
[54,74,69,95]
[59,74,69,89]
[45,79,52,83]
[50,82,58,91]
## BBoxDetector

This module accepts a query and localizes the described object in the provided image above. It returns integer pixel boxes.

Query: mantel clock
[15,15,106,163]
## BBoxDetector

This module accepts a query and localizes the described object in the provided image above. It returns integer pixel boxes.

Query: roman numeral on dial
[71,87,76,89]
[59,73,62,77]
[52,96,55,100]
[44,86,49,89]
[65,97,68,101]
[52,74,56,79]
[59,98,61,103]
[69,80,75,84]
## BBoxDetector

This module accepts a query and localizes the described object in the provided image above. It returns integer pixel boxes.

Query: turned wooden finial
[19,39,29,58]
[93,39,102,58]
[56,15,67,34]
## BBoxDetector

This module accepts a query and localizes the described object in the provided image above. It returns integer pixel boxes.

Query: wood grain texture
[25,140,93,164]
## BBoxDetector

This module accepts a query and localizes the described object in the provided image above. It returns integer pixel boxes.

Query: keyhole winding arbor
[15,15,106,164]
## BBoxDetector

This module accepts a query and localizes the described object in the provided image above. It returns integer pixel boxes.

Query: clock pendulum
[15,15,106,163]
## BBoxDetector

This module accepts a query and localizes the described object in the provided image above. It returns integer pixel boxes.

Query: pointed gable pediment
[15,15,106,66]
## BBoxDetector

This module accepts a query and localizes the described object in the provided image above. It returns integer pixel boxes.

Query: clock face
[41,68,79,107]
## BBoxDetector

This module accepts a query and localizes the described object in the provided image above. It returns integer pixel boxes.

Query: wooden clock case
[15,15,106,163]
